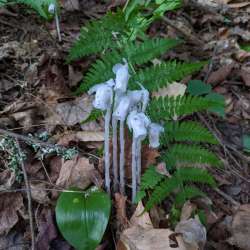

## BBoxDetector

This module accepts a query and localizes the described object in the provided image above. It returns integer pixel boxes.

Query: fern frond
[175,167,216,187]
[163,144,221,168]
[135,165,164,202]
[68,12,127,61]
[161,121,218,145]
[126,38,182,65]
[147,95,224,122]
[131,61,206,91]
[144,176,179,211]
[174,186,206,206]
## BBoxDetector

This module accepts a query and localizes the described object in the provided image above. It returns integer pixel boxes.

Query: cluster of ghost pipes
[48,3,61,41]
[88,59,164,202]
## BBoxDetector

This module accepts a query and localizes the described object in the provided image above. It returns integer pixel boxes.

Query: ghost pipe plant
[48,3,61,41]
[88,79,115,194]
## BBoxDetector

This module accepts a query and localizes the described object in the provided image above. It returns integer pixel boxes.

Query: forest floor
[0,0,250,249]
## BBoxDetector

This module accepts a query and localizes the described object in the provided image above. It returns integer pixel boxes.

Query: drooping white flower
[113,95,131,121]
[88,79,115,111]
[128,88,149,112]
[48,3,56,14]
[148,123,164,148]
[113,59,130,93]
[127,110,151,140]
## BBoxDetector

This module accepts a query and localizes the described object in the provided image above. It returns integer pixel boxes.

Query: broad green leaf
[240,44,250,52]
[206,93,225,117]
[243,135,250,152]
[187,80,212,96]
[56,187,111,250]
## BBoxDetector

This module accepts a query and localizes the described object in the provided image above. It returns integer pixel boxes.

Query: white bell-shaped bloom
[128,89,149,112]
[88,79,114,111]
[113,59,130,93]
[127,111,150,140]
[149,123,164,148]
[48,3,56,13]
[113,95,131,121]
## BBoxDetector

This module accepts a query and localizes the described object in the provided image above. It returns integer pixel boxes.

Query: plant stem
[136,139,142,189]
[55,11,61,42]
[104,108,112,194]
[132,137,137,202]
[112,118,118,191]
[123,0,130,12]
[119,121,125,195]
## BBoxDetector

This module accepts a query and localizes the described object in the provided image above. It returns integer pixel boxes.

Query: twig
[15,140,35,250]
[214,187,240,207]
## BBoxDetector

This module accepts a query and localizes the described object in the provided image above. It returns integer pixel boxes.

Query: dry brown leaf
[175,218,206,250]
[0,169,15,191]
[180,201,197,221]
[30,183,50,204]
[57,131,104,146]
[61,0,80,11]
[118,227,187,250]
[207,63,234,85]
[153,82,186,98]
[227,204,250,250]
[228,2,250,8]
[115,193,129,230]
[130,201,153,229]
[68,65,82,87]
[0,193,24,235]
[56,156,95,189]
[240,66,250,86]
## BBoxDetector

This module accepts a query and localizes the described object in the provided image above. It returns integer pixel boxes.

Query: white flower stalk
[88,79,114,194]
[127,111,150,202]
[48,3,61,42]
[112,60,130,194]
[149,123,164,148]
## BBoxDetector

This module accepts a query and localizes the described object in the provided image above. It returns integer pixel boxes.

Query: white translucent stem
[104,108,112,194]
[112,118,118,191]
[132,137,137,202]
[55,11,61,42]
[119,121,125,195]
[136,140,142,189]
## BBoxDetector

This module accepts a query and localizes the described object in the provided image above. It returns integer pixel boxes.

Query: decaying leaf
[0,193,24,235]
[130,201,153,230]
[0,169,15,191]
[153,82,187,98]
[227,204,250,250]
[115,193,129,230]
[30,183,50,204]
[118,227,187,250]
[175,218,206,250]
[56,156,95,189]
[57,131,104,146]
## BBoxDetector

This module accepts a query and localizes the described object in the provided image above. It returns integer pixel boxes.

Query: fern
[163,144,221,168]
[161,121,218,145]
[175,167,216,187]
[174,186,205,206]
[77,39,181,93]
[131,61,206,91]
[147,95,224,122]
[68,12,127,62]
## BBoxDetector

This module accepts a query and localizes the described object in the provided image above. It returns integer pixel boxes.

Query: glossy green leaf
[187,80,212,96]
[56,187,111,250]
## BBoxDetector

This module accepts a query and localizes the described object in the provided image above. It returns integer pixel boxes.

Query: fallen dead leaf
[0,231,27,250]
[228,2,250,8]
[61,0,80,11]
[0,169,15,191]
[118,227,187,250]
[207,63,235,85]
[240,66,250,86]
[175,218,206,250]
[115,193,129,230]
[68,65,83,87]
[56,156,95,189]
[130,201,153,229]
[180,201,197,221]
[57,131,104,146]
[30,183,50,204]
[227,204,250,250]
[153,82,187,98]
[0,192,24,235]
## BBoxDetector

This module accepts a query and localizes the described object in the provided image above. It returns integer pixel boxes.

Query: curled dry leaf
[130,201,153,230]
[0,169,15,191]
[0,193,24,235]
[227,204,250,250]
[153,82,187,98]
[56,156,95,189]
[175,218,206,250]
